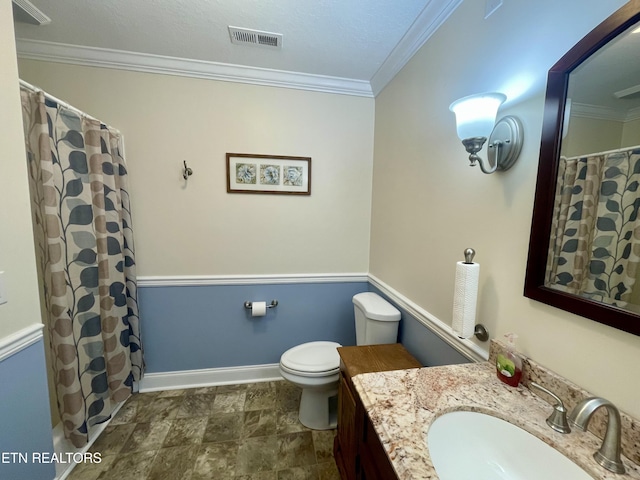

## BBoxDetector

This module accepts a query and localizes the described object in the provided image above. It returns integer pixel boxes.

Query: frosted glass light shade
[449,93,506,140]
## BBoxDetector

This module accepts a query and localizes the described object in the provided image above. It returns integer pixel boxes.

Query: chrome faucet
[568,397,625,474]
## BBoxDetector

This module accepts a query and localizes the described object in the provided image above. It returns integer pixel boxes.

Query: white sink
[427,411,593,479]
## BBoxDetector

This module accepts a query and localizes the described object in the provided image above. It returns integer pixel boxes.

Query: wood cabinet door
[337,374,358,479]
[359,414,398,480]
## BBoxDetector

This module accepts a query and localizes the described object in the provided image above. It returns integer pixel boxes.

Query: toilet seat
[280,341,341,378]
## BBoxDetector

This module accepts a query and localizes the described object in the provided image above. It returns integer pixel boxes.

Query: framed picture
[226,153,311,195]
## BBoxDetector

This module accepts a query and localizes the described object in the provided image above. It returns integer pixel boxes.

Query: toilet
[279,292,401,430]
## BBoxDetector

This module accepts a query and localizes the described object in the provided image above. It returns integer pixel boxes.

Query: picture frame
[226,153,311,195]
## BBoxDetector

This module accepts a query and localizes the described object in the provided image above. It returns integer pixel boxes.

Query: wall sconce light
[449,92,523,174]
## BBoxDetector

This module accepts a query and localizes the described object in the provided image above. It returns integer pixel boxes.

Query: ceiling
[12,0,462,97]
[569,21,640,121]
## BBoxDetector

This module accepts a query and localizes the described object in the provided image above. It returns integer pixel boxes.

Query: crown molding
[370,0,463,96]
[572,102,640,123]
[15,38,374,98]
[16,2,461,99]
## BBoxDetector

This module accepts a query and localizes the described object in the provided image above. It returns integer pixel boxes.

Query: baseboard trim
[0,323,44,362]
[137,273,369,287]
[368,274,488,362]
[138,363,283,392]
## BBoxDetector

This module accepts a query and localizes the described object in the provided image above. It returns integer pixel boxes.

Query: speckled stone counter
[352,362,640,480]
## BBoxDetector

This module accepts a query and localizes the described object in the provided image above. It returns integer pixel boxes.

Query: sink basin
[427,411,592,479]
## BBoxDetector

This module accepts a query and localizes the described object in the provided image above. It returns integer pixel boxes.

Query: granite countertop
[352,362,640,480]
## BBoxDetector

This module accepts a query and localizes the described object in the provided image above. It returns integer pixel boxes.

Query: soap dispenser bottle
[496,333,522,387]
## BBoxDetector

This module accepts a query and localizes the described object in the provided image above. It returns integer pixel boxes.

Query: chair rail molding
[368,274,488,362]
[0,323,44,362]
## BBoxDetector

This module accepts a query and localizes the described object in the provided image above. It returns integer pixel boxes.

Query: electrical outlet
[0,272,7,305]
[485,0,503,19]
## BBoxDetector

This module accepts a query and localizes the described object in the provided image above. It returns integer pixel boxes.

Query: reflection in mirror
[525,0,640,337]
[546,20,640,312]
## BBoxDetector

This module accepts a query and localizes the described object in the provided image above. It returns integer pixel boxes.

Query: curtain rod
[19,79,121,135]
[565,144,640,160]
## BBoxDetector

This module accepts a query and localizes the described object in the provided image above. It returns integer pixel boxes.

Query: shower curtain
[20,84,143,447]
[546,146,640,307]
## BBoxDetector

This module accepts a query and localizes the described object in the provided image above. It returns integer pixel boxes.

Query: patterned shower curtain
[546,147,640,307]
[20,85,143,447]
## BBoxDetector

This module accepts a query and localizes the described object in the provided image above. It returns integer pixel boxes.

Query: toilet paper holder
[244,300,278,309]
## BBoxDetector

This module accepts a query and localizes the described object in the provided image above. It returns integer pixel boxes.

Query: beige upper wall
[13,0,640,421]
[562,115,640,158]
[18,61,375,276]
[0,0,42,339]
[371,0,640,419]
[562,116,624,157]
[622,117,640,148]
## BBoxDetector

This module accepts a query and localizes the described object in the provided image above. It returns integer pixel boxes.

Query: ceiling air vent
[12,0,51,25]
[228,26,283,49]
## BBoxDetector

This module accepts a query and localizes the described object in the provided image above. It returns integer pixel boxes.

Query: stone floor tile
[243,409,276,438]
[245,383,277,411]
[163,416,208,447]
[146,445,198,480]
[189,385,217,395]
[134,391,162,406]
[212,390,247,414]
[134,396,182,423]
[235,435,278,475]
[122,420,172,453]
[157,389,186,398]
[61,383,345,480]
[276,431,317,470]
[317,460,341,480]
[65,453,117,480]
[191,441,238,479]
[277,465,319,479]
[177,393,215,418]
[275,383,301,414]
[203,412,244,443]
[216,383,248,394]
[312,430,337,463]
[276,410,307,435]
[89,423,136,455]
[96,450,157,480]
[236,472,278,480]
[109,401,138,426]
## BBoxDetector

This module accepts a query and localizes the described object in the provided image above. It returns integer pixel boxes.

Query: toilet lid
[280,341,341,374]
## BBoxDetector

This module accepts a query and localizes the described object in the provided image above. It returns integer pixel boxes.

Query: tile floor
[67,381,341,480]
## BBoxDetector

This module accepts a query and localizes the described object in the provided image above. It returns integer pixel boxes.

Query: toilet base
[298,385,338,430]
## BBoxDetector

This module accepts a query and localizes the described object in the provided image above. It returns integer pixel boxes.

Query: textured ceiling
[13,0,442,83]
[569,24,640,118]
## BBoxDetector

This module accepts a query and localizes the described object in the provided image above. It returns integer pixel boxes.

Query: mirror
[525,0,640,337]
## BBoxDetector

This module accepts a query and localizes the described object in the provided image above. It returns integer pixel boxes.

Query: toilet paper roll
[452,261,480,339]
[251,301,267,317]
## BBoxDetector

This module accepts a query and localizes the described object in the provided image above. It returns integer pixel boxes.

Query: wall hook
[183,160,193,180]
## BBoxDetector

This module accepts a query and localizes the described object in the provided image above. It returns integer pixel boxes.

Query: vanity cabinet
[334,344,421,480]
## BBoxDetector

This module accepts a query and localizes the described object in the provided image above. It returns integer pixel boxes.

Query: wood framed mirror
[524,0,640,337]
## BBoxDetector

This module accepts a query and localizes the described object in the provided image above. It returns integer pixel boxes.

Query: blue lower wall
[0,280,469,480]
[138,281,370,372]
[138,280,471,373]
[397,311,470,366]
[368,286,471,367]
[0,338,55,480]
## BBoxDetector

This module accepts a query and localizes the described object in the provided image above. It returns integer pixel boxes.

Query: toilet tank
[352,292,401,345]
